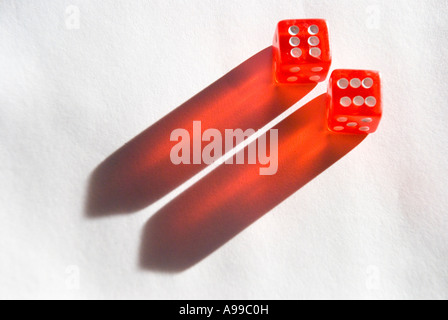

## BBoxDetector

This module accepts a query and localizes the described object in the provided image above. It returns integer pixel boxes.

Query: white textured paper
[1,0,447,299]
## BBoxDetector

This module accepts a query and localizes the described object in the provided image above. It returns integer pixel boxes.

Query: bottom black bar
[146,301,298,318]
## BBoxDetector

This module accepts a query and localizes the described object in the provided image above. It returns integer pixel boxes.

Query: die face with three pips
[273,19,331,84]
[273,19,382,134]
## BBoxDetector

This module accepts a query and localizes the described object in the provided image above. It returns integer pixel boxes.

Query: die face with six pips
[273,19,331,84]
[327,69,382,134]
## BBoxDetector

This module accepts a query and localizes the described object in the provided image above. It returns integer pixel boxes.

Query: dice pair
[273,19,382,134]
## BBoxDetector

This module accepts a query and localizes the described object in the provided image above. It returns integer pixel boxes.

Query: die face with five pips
[327,69,382,134]
[273,19,331,84]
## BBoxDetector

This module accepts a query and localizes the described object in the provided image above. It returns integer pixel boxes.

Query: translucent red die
[273,19,331,84]
[327,69,382,134]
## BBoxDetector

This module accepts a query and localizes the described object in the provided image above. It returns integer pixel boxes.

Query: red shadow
[140,94,367,272]
[86,47,315,216]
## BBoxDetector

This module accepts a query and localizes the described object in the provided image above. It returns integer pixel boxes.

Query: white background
[1,0,447,299]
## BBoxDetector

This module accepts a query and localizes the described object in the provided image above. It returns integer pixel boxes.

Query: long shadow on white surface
[85,47,315,217]
[140,94,366,273]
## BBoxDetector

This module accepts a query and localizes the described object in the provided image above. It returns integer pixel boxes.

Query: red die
[273,19,331,84]
[327,69,382,134]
